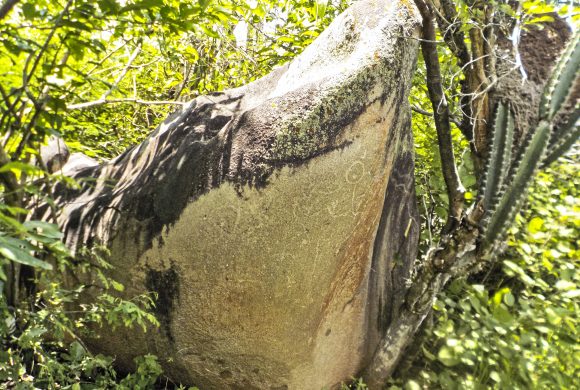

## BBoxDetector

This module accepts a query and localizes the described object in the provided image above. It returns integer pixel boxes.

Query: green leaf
[493,306,514,325]
[0,236,53,270]
[404,380,421,390]
[422,345,437,361]
[98,0,120,13]
[21,3,36,19]
[61,20,93,32]
[545,308,561,325]
[121,0,165,12]
[314,0,328,20]
[23,220,63,239]
[490,371,501,383]
[503,260,535,286]
[555,280,575,290]
[252,4,266,18]
[437,346,460,367]
[528,217,544,234]
[503,292,515,307]
[70,341,87,361]
[198,0,211,11]
[0,203,28,216]
[0,161,43,176]
[199,24,219,38]
[0,213,26,232]
[562,290,580,299]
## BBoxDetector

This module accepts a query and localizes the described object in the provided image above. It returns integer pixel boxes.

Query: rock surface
[40,135,70,173]
[54,1,421,388]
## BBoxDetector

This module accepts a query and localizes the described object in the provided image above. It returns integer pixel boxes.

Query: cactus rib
[539,31,580,120]
[543,114,580,166]
[484,120,551,245]
[481,102,514,210]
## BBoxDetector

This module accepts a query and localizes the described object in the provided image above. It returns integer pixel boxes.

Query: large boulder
[54,1,421,388]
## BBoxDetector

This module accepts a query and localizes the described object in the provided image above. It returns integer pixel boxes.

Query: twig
[428,0,483,143]
[411,105,433,116]
[173,62,192,101]
[9,0,73,159]
[413,105,463,127]
[422,193,433,246]
[67,98,187,110]
[428,0,471,67]
[244,18,298,55]
[85,41,128,76]
[510,2,528,81]
[100,41,142,101]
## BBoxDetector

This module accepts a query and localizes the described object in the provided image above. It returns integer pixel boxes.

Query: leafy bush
[0,235,162,388]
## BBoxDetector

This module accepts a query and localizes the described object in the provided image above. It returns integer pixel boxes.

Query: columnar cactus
[481,102,514,211]
[481,30,579,247]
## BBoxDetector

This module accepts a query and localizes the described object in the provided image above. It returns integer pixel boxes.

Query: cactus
[539,32,580,119]
[481,30,579,248]
[543,108,580,167]
[483,121,551,244]
[481,102,514,210]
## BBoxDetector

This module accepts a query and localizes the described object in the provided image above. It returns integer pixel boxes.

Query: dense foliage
[393,2,580,386]
[0,0,578,388]
[388,155,579,390]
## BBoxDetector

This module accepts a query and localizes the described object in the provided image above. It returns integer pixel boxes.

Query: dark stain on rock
[145,264,180,341]
[219,370,233,380]
[366,125,419,351]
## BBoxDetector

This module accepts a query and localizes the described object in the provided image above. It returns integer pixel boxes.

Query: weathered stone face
[54,1,421,388]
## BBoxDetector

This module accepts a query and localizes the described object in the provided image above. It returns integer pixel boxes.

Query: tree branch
[468,24,491,158]
[364,220,479,388]
[100,41,142,101]
[416,0,465,230]
[67,98,187,110]
[429,0,471,67]
[430,0,497,171]
[411,105,433,117]
[428,0,480,146]
[0,145,20,205]
[412,105,462,127]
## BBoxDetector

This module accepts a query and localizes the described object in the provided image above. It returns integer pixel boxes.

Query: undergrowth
[387,150,579,389]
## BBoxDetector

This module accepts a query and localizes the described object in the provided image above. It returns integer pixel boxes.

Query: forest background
[0,0,578,388]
